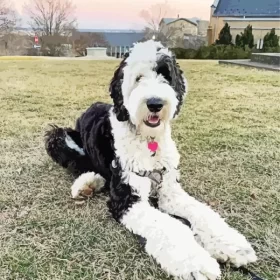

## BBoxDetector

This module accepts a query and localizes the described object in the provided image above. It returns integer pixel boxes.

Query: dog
[45,40,257,280]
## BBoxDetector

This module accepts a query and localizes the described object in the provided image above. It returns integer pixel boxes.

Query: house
[159,17,209,48]
[160,17,198,37]
[208,0,280,45]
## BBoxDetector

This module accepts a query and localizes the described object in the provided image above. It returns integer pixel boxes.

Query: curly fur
[45,40,257,280]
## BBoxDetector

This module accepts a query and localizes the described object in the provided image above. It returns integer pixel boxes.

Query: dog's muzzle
[144,98,164,128]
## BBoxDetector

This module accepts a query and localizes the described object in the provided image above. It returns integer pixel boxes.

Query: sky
[15,0,213,30]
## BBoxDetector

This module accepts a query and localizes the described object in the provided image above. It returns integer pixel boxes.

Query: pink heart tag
[148,141,158,153]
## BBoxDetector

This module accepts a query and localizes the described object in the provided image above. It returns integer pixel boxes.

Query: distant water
[78,29,143,33]
[16,27,143,33]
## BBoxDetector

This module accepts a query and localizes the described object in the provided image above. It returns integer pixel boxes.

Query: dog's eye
[136,75,143,82]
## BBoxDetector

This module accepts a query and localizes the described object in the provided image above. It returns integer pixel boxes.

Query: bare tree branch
[139,2,180,46]
[72,32,108,56]
[24,0,77,36]
[139,2,175,32]
[0,0,17,35]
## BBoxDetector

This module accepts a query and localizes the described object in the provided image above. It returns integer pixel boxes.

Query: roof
[161,17,198,26]
[75,31,145,47]
[102,32,145,47]
[213,0,280,17]
[224,17,280,21]
[212,0,220,8]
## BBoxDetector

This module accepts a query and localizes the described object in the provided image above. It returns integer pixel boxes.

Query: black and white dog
[45,40,257,280]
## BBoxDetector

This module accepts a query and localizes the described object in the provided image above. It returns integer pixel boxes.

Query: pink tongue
[149,116,158,123]
[148,141,158,152]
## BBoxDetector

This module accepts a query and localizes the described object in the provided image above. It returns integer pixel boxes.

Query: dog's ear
[109,55,129,122]
[171,55,187,118]
[156,54,187,118]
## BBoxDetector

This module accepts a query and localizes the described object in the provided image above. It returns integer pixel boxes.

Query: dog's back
[45,102,114,181]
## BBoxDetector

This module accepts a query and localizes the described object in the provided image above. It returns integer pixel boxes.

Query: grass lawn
[0,58,279,280]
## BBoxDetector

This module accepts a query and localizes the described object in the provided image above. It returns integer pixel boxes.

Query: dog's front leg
[108,171,220,280]
[71,172,106,198]
[158,170,257,268]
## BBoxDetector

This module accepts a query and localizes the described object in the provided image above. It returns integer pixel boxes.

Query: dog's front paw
[184,255,221,280]
[202,228,257,267]
[71,172,105,199]
[149,235,221,280]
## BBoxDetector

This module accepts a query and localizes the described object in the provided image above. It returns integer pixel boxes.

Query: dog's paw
[170,252,221,280]
[182,258,221,280]
[157,234,221,280]
[71,172,105,199]
[203,228,257,267]
[190,255,221,280]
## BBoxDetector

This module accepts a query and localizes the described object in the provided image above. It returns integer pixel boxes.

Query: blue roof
[76,30,145,47]
[213,0,280,17]
[102,32,145,47]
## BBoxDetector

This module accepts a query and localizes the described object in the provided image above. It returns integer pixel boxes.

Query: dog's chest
[110,114,180,172]
[114,134,179,173]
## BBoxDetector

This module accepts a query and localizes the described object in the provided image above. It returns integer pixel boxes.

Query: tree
[24,0,77,36]
[0,0,17,35]
[216,23,232,45]
[139,2,179,46]
[140,2,173,33]
[263,28,279,50]
[235,25,254,49]
[72,32,108,56]
[0,33,33,55]
[235,34,241,47]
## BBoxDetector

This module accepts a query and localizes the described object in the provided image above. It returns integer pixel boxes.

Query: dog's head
[110,40,187,137]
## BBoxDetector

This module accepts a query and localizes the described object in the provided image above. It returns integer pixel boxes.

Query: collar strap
[136,167,167,185]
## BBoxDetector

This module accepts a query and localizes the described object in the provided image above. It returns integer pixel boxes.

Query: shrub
[39,35,72,57]
[235,34,241,47]
[172,48,197,59]
[216,23,232,45]
[235,45,252,59]
[40,43,66,56]
[263,28,279,51]
[235,25,254,49]
[71,32,108,57]
[26,48,40,56]
[195,46,211,59]
[172,41,279,60]
[265,46,280,53]
[172,45,251,60]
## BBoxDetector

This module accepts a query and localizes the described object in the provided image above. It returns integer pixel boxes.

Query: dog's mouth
[144,113,161,128]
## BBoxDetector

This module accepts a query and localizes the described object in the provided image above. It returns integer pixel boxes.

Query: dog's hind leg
[44,125,93,176]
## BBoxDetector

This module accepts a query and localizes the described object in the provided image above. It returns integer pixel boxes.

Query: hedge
[172,45,280,60]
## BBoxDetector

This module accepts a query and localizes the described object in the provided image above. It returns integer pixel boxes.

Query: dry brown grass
[0,59,279,280]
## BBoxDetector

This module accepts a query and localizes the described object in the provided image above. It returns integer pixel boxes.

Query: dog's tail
[44,125,93,176]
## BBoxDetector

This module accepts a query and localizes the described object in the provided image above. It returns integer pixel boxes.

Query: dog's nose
[146,98,164,112]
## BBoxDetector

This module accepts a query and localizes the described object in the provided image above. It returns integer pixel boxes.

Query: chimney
[210,5,216,17]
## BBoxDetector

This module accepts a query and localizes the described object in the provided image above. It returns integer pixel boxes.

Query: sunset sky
[15,0,213,29]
